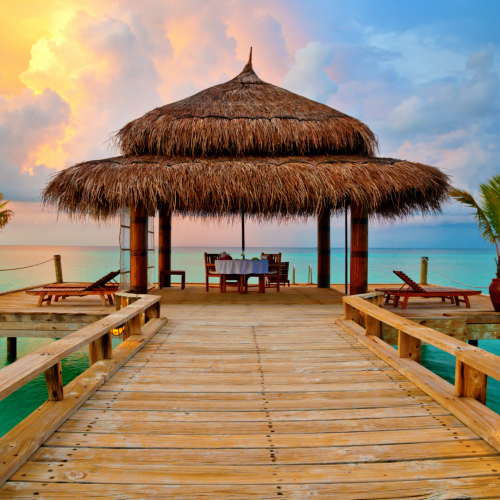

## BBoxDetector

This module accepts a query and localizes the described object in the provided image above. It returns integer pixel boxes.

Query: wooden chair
[266,261,290,288]
[375,270,482,309]
[204,253,221,292]
[262,253,282,292]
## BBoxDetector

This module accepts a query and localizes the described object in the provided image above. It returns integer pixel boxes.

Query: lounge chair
[375,271,481,309]
[27,270,120,307]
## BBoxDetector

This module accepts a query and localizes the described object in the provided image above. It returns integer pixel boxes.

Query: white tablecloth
[215,260,269,275]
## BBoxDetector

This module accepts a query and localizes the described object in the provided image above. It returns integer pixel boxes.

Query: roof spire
[230,46,264,83]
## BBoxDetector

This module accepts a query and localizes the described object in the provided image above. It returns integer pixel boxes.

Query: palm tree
[0,192,14,230]
[450,174,500,278]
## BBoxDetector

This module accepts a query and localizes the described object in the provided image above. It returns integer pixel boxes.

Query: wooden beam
[455,359,488,404]
[317,205,330,289]
[44,362,63,401]
[130,201,148,295]
[350,202,368,295]
[158,206,172,287]
[398,330,421,363]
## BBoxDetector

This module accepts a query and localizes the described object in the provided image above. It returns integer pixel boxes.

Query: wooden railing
[337,291,500,452]
[0,291,166,486]
[0,291,160,402]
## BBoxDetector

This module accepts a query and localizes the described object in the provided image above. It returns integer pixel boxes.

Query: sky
[0,0,498,249]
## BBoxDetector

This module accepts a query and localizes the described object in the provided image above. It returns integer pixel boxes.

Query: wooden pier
[1,286,500,498]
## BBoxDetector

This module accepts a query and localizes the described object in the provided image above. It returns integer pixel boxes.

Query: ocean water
[0,245,498,437]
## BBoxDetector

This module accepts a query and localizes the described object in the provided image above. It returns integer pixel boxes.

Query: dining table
[215,259,269,293]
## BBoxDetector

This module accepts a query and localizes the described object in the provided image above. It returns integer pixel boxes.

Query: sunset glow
[1,1,498,247]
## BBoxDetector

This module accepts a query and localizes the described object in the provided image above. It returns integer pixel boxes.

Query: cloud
[0,88,69,200]
[19,9,165,164]
[386,45,499,136]
[282,42,338,103]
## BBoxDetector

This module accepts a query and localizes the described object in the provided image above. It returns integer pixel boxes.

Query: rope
[0,258,54,272]
[428,263,489,289]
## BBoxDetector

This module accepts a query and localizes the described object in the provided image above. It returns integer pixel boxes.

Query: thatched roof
[114,50,378,157]
[42,50,451,221]
[42,155,450,221]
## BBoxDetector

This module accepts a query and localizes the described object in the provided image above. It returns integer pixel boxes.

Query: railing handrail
[0,291,160,402]
[343,294,500,384]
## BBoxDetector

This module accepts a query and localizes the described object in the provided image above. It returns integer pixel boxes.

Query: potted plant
[450,174,500,311]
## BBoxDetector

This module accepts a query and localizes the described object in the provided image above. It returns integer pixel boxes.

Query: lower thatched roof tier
[42,155,450,221]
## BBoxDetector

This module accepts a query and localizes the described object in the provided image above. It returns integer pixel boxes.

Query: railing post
[292,265,295,285]
[420,257,428,285]
[365,314,381,337]
[54,255,63,283]
[44,362,63,401]
[398,330,422,362]
[145,300,160,322]
[123,296,141,341]
[344,301,354,321]
[455,359,487,404]
[89,332,113,365]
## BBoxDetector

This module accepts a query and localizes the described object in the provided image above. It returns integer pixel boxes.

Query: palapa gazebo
[43,50,450,294]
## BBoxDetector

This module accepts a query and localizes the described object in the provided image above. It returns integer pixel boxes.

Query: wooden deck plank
[0,285,498,498]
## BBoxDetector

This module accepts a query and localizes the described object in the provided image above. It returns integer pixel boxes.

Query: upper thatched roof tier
[42,155,450,221]
[114,51,378,157]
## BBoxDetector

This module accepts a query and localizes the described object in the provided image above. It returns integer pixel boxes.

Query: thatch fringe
[113,59,378,158]
[42,155,450,221]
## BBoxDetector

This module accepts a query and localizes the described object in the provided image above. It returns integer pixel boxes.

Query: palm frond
[0,192,14,230]
[451,183,500,257]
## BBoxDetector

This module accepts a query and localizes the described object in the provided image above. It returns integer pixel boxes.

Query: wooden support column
[317,205,330,289]
[89,332,113,365]
[398,330,422,363]
[54,255,63,283]
[455,359,487,404]
[159,206,172,287]
[350,203,368,295]
[130,202,148,294]
[44,362,63,401]
[6,337,16,358]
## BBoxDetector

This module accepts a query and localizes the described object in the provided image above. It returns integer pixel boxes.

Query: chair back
[393,271,426,292]
[261,253,281,265]
[83,270,120,291]
[205,253,220,265]
[280,262,289,280]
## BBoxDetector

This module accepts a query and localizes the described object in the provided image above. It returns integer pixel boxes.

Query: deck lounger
[27,270,120,307]
[375,270,481,310]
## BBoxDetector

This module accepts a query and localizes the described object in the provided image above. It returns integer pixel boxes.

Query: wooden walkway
[1,287,500,498]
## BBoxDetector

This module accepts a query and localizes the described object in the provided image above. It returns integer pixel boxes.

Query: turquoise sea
[0,245,498,437]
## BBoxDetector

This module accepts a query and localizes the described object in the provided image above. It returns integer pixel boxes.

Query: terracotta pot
[489,278,500,312]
